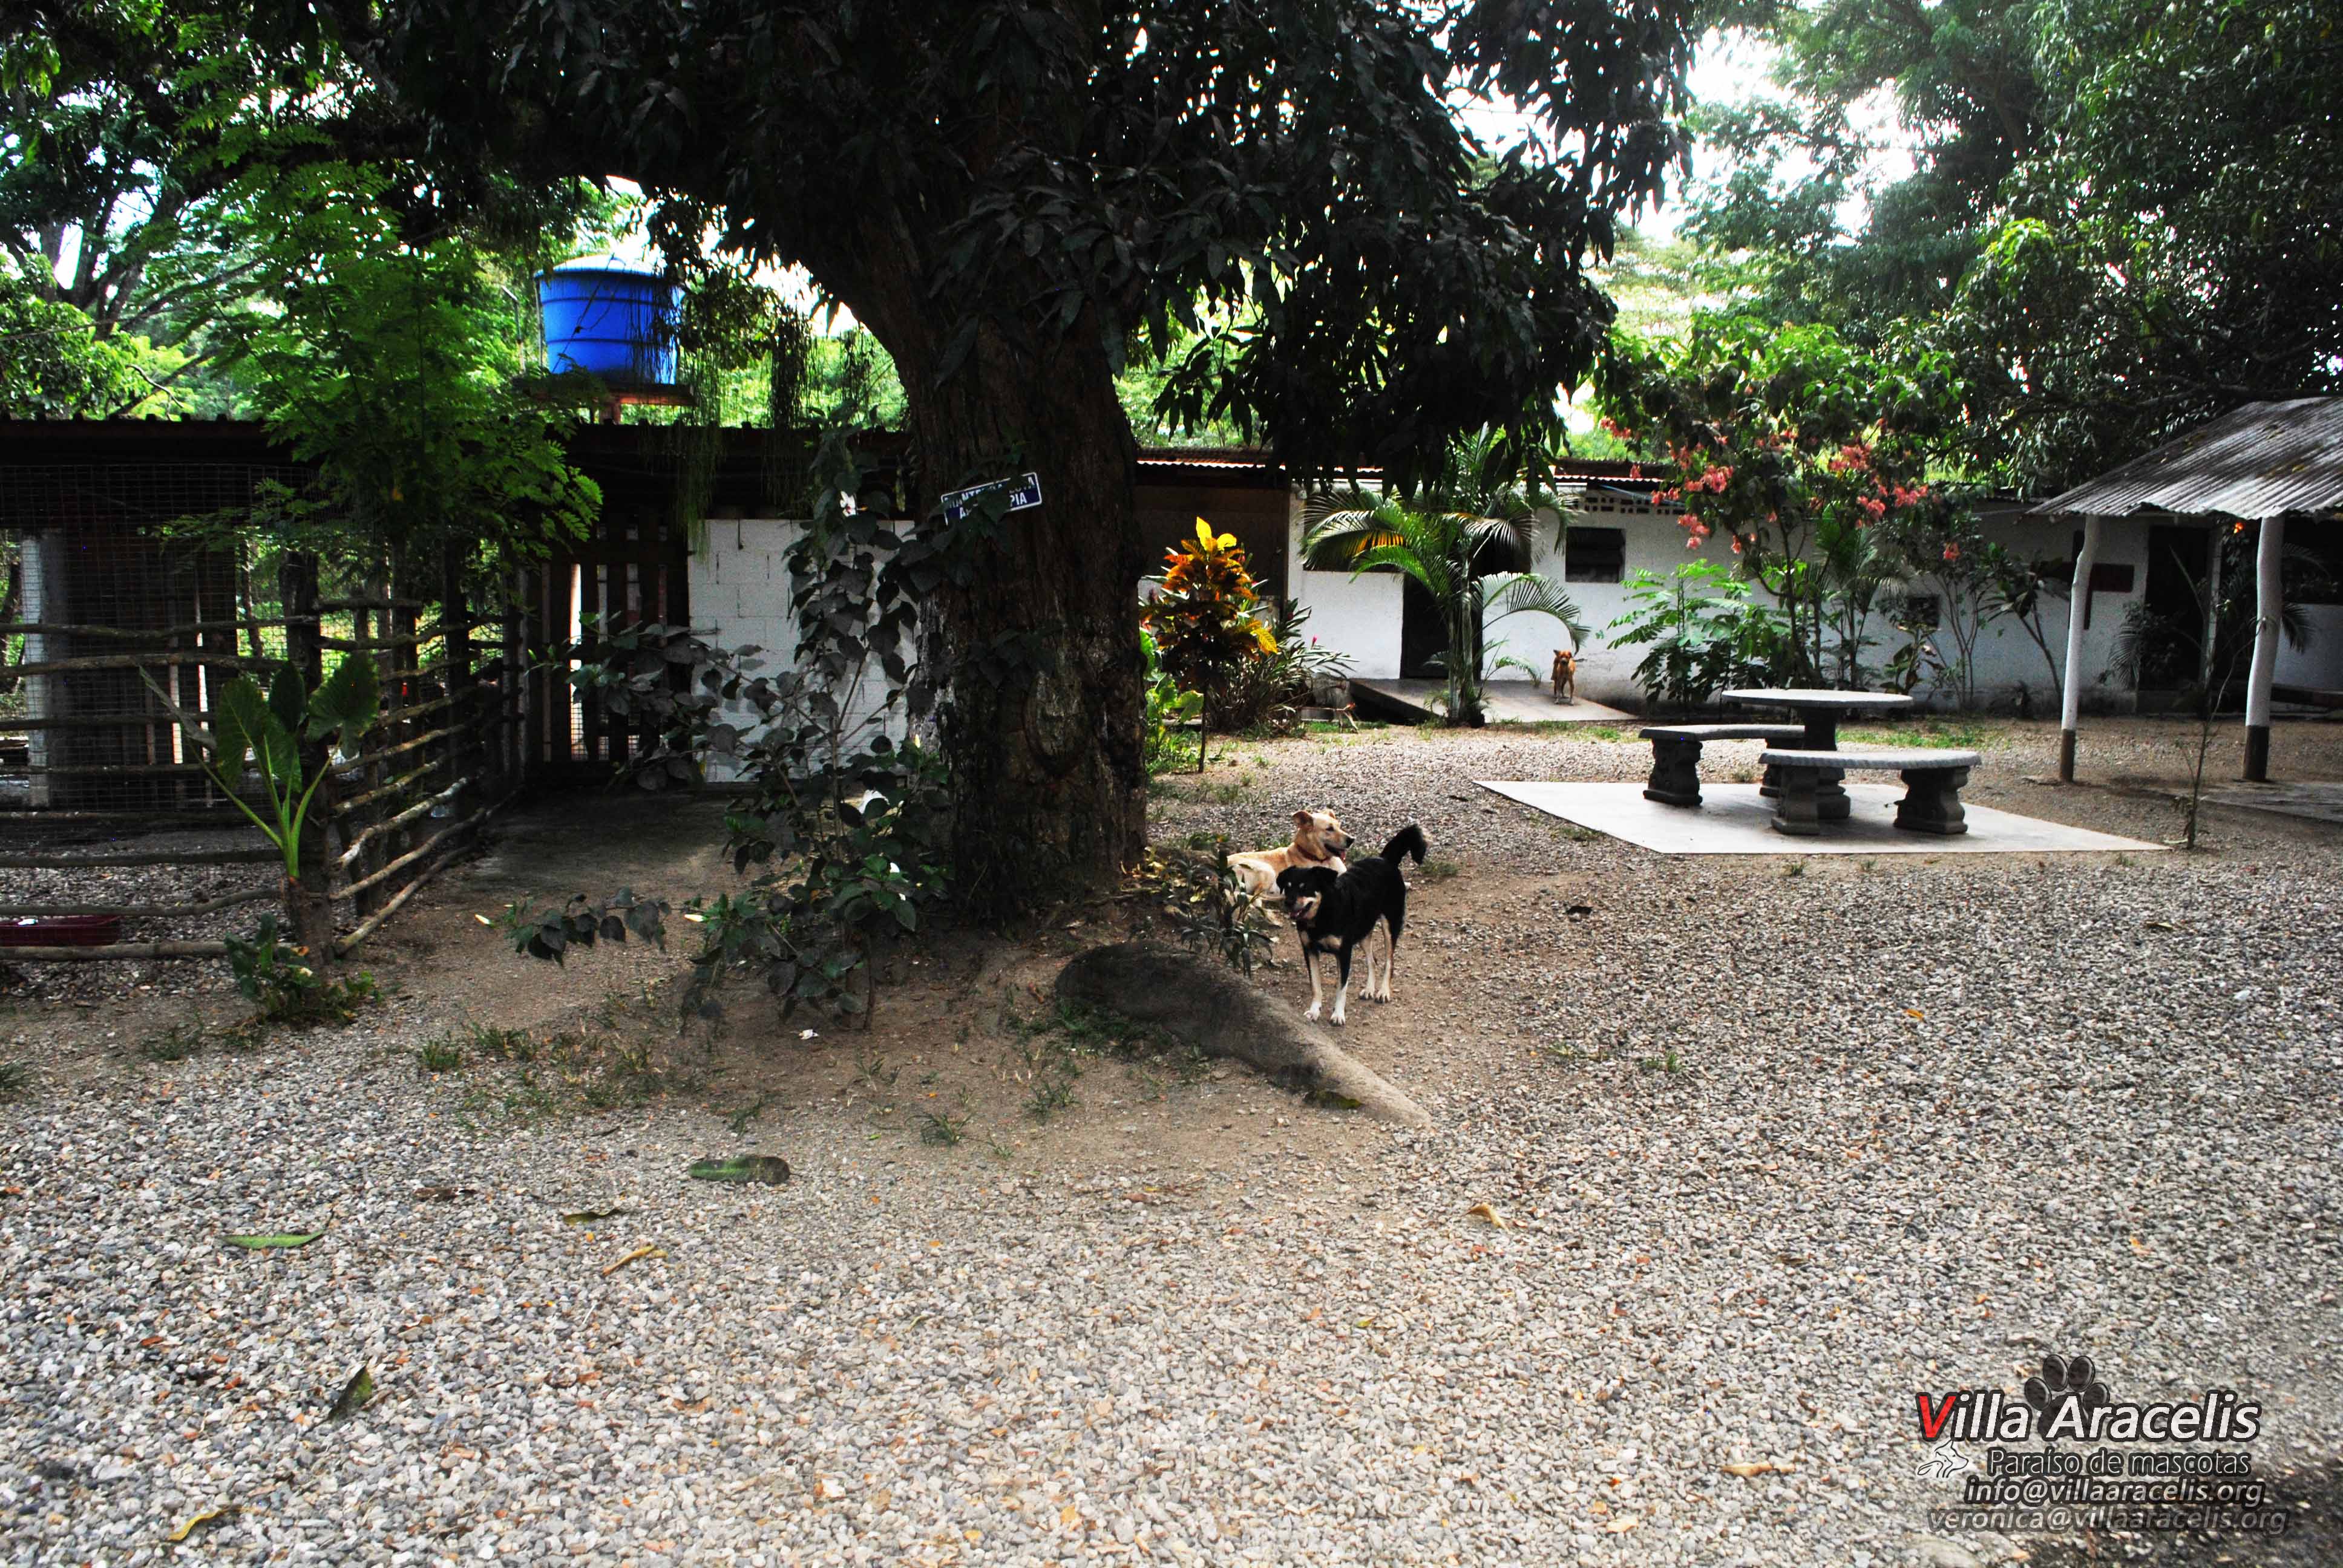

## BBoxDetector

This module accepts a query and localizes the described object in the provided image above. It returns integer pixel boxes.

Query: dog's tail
[1380,824,1427,865]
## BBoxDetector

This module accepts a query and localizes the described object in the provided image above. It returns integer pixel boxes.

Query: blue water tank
[536,257,681,387]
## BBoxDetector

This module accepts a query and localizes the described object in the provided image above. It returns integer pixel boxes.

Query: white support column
[2243,514,2286,782]
[2058,514,2102,782]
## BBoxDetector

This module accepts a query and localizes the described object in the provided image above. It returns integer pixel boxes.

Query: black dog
[1276,824,1426,1027]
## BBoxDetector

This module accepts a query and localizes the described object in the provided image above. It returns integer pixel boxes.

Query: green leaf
[327,1365,375,1420]
[308,653,381,750]
[214,676,272,783]
[267,664,307,738]
[225,1230,326,1249]
[686,1155,792,1184]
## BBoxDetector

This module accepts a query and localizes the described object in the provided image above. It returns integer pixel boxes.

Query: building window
[1897,593,1941,631]
[1565,527,1626,583]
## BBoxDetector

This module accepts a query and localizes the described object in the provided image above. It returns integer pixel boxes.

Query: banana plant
[148,657,381,950]
[203,659,381,877]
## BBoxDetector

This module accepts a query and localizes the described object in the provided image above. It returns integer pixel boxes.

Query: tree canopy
[212,0,1694,908]
[285,0,1694,485]
[1679,0,2343,491]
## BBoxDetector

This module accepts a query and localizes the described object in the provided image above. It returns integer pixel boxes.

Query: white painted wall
[1286,494,1405,679]
[1276,484,2164,713]
[686,516,909,780]
[2278,604,2343,690]
[682,497,2336,727]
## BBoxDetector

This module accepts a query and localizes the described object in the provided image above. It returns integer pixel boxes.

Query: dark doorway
[1399,576,1444,678]
[2137,522,2218,693]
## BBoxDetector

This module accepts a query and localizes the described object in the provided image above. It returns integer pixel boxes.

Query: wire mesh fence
[0,460,539,961]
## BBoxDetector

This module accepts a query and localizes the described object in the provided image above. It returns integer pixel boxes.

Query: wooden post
[195,546,240,812]
[2058,515,2101,782]
[442,542,476,808]
[502,573,526,794]
[2243,514,2285,782]
[390,578,423,903]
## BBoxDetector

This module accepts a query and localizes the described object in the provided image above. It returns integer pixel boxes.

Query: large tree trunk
[852,265,1147,916]
[916,345,1146,915]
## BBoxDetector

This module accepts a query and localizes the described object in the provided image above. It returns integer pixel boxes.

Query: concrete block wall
[686,517,911,781]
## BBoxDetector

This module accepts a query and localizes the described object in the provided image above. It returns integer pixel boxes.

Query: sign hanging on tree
[940,472,1043,524]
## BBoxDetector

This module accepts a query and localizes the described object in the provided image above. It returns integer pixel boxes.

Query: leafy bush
[1142,518,1279,768]
[505,438,960,1024]
[1133,843,1281,977]
[226,913,379,1025]
[148,654,381,953]
[1215,599,1353,736]
[1140,627,1203,775]
[1605,561,1786,712]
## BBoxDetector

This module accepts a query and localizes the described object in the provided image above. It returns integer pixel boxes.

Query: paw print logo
[1915,1439,1973,1481]
[2024,1353,2111,1433]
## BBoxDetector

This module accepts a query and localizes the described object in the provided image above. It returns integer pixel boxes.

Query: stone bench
[1640,724,1809,806]
[1758,746,1981,837]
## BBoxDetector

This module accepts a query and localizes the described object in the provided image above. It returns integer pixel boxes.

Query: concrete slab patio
[2202,779,2343,828]
[1353,677,1636,725]
[1478,778,2165,854]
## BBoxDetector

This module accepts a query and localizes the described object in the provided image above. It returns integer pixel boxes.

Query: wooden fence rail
[0,540,542,962]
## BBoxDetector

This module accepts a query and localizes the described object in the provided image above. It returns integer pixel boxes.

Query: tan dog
[1228,809,1351,899]
[1551,648,1578,704]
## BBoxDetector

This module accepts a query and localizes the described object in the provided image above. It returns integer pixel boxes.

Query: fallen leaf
[1059,1504,1081,1527]
[1303,1088,1363,1111]
[1465,1202,1506,1229]
[1720,1460,1790,1477]
[687,1155,791,1185]
[602,1244,666,1276]
[412,1186,473,1203]
[1904,1008,1925,1019]
[327,1366,375,1421]
[164,1506,237,1543]
[1604,1516,1639,1534]
[561,1206,628,1225]
[224,1230,324,1250]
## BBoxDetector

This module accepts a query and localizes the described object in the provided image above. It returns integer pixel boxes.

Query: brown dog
[1551,648,1578,704]
[1228,809,1351,899]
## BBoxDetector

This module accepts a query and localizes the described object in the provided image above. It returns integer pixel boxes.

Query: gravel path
[4,718,2339,1567]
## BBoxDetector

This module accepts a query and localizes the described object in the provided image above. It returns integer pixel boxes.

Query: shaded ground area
[2,717,2338,1567]
[1351,678,1637,726]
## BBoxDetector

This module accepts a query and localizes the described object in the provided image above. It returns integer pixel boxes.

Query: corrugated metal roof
[2030,397,2343,520]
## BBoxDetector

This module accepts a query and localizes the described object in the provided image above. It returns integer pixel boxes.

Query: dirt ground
[13,712,2339,1177]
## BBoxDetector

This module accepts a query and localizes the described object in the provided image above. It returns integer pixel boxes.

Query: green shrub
[226,913,378,1025]
[416,1037,465,1074]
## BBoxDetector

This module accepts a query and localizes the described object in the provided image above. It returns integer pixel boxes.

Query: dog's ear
[1292,809,1311,828]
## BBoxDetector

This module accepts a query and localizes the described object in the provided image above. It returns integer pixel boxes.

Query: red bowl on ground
[0,915,123,947]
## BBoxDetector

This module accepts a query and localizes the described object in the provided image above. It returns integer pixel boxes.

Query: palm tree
[1302,430,1588,725]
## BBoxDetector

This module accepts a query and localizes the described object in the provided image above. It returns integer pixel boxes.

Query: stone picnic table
[1719,688,1917,823]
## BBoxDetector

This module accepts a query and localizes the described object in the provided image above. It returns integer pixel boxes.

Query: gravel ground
[0,822,277,1005]
[3,717,2340,1567]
